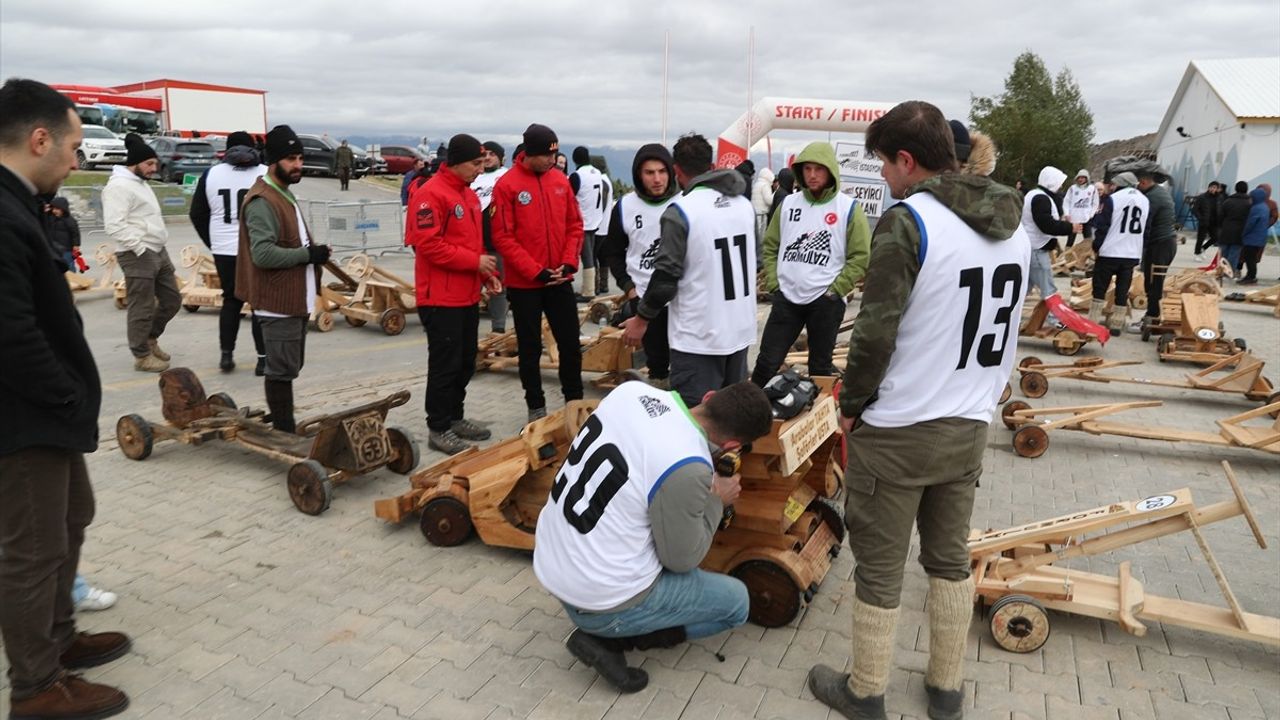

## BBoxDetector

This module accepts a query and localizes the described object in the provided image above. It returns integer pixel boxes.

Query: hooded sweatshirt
[1140,180,1176,246]
[601,144,679,295]
[1062,170,1099,223]
[751,168,775,215]
[1241,187,1271,248]
[102,164,168,255]
[1218,188,1253,246]
[839,173,1027,422]
[761,142,870,303]
[1021,166,1072,249]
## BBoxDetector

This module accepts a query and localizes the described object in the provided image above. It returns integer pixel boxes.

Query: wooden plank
[776,396,839,475]
[1117,561,1147,636]
[1080,421,1229,445]
[1186,513,1250,632]
[1141,595,1280,647]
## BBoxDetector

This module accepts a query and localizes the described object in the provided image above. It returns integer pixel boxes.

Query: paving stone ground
[3,176,1278,719]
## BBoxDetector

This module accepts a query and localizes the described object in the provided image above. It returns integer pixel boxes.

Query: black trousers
[507,284,584,410]
[0,448,94,699]
[642,306,670,380]
[1241,245,1263,282]
[1194,224,1217,255]
[213,253,264,356]
[670,348,749,408]
[1141,239,1177,318]
[1091,256,1139,304]
[1065,223,1092,248]
[751,294,846,386]
[418,305,480,432]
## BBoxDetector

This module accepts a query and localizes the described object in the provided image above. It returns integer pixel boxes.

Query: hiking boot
[428,429,474,456]
[60,631,131,669]
[134,354,169,373]
[527,407,548,423]
[146,338,170,362]
[451,418,492,441]
[925,685,966,720]
[9,674,128,720]
[565,629,649,694]
[808,665,887,720]
[254,356,267,377]
[74,586,118,612]
[219,351,235,372]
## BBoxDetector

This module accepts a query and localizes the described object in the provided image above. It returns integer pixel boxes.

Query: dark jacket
[42,196,81,266]
[235,178,321,316]
[1218,191,1252,246]
[766,168,795,227]
[1193,191,1222,226]
[1140,182,1176,246]
[601,143,679,293]
[1241,188,1271,248]
[189,145,263,247]
[0,166,102,455]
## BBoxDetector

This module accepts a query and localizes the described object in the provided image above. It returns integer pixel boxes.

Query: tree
[970,52,1095,188]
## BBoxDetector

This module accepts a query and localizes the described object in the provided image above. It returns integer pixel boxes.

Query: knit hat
[523,124,558,156]
[1110,172,1138,188]
[736,159,756,176]
[1076,168,1090,181]
[446,134,484,165]
[265,125,303,164]
[226,131,255,149]
[483,141,505,161]
[949,120,971,163]
[572,146,591,165]
[124,133,156,166]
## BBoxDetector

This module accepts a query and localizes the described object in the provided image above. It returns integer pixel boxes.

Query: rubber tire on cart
[207,392,237,412]
[380,308,406,336]
[287,460,333,516]
[1156,332,1174,361]
[809,497,846,545]
[183,304,201,313]
[1233,338,1247,352]
[116,414,154,461]
[1002,401,1031,431]
[1012,425,1050,459]
[385,425,420,475]
[731,560,803,628]
[419,496,473,546]
[988,594,1050,653]
[1140,322,1152,342]
[1019,371,1049,399]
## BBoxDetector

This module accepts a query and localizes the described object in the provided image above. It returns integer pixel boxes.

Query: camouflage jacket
[838,172,1023,419]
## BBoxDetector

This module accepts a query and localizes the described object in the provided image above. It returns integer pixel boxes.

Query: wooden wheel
[989,594,1050,653]
[587,300,613,326]
[314,311,335,332]
[116,414,153,460]
[287,460,333,515]
[1156,333,1174,360]
[1019,371,1049,399]
[114,295,127,310]
[999,382,1012,405]
[207,392,237,412]
[419,496,472,546]
[1053,330,1082,356]
[1019,356,1043,370]
[344,313,367,328]
[731,560,803,628]
[380,308,406,336]
[1002,401,1030,430]
[179,244,202,268]
[385,425,420,475]
[183,304,201,313]
[1012,425,1050,458]
[1132,295,1147,310]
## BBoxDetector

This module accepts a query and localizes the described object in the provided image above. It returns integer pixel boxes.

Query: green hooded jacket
[838,172,1024,418]
[762,142,870,297]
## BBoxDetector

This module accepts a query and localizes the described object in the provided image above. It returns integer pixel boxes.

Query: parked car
[379,145,426,175]
[146,138,217,183]
[298,134,372,178]
[76,124,127,169]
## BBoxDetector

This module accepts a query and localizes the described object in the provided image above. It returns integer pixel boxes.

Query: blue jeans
[1029,247,1058,301]
[71,574,88,604]
[1221,245,1244,272]
[563,569,749,640]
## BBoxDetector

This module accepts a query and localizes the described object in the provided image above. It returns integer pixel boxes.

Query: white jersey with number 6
[667,188,758,354]
[533,382,711,611]
[1098,187,1148,261]
[618,192,676,297]
[861,193,1031,429]
[204,162,267,256]
[574,165,608,232]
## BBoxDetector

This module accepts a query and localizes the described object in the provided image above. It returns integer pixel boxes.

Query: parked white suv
[77,125,127,169]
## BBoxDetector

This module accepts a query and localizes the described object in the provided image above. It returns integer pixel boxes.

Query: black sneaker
[254,356,267,377]
[565,630,648,693]
[451,418,492,441]
[219,351,235,372]
[527,407,548,423]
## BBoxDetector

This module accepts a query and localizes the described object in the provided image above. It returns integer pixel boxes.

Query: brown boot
[147,338,170,361]
[60,631,132,669]
[134,354,169,373]
[10,673,128,720]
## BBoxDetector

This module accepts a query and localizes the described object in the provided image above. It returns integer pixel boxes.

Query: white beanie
[1038,166,1068,191]
[1076,168,1090,181]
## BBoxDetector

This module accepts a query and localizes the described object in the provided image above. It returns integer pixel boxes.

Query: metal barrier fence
[59,183,195,231]
[301,199,407,255]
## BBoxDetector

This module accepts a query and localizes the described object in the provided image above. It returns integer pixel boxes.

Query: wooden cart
[323,254,416,335]
[1067,269,1146,313]
[375,381,847,627]
[66,243,121,298]
[999,399,1280,458]
[1142,291,1246,365]
[174,244,255,314]
[1020,296,1104,356]
[971,461,1279,651]
[1224,283,1280,318]
[109,246,189,310]
[1015,354,1277,407]
[116,368,420,515]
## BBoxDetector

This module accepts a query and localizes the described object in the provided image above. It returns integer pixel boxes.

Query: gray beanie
[1110,172,1138,188]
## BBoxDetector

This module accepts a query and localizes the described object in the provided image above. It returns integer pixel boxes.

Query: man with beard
[189,131,268,373]
[600,143,680,387]
[103,132,181,372]
[0,77,131,720]
[235,125,332,433]
[472,141,509,333]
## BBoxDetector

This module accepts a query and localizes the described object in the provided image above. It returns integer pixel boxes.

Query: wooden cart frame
[1020,298,1100,356]
[971,461,1278,651]
[1142,291,1246,365]
[116,368,420,514]
[1224,283,1280,318]
[1015,354,1277,407]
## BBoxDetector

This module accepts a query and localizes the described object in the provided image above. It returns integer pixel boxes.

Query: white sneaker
[1194,254,1204,263]
[75,587,117,612]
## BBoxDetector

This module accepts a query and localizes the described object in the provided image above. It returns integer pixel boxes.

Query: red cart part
[1045,293,1108,346]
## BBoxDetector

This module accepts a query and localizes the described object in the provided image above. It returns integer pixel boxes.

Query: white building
[1155,57,1280,209]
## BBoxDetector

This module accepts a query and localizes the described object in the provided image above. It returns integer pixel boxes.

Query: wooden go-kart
[1014,354,1277,408]
[1142,291,1246,365]
[175,244,254,314]
[376,380,847,627]
[319,254,416,335]
[116,368,420,514]
[1020,294,1106,356]
[971,461,1279,652]
[66,244,120,298]
[999,398,1280,458]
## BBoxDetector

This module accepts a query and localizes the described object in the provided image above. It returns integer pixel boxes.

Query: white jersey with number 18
[1097,187,1148,261]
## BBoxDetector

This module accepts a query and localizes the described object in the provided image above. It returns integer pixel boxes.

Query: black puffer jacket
[1218,191,1252,246]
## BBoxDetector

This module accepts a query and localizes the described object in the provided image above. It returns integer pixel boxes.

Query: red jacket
[405,166,486,307]
[490,158,584,289]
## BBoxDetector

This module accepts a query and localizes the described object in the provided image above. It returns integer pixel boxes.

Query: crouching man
[532,380,773,692]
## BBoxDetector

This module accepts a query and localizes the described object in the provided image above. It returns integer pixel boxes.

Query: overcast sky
[4,0,1278,154]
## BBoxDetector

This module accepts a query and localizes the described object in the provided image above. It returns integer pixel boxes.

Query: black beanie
[226,131,254,149]
[124,133,157,166]
[447,134,484,165]
[949,120,971,163]
[483,141,505,161]
[572,146,590,166]
[265,124,303,164]
[522,124,558,156]
[736,159,755,176]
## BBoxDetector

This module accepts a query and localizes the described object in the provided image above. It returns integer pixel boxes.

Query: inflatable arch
[714,97,897,168]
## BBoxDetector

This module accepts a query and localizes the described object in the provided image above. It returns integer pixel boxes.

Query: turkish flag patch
[416,204,435,230]
[825,212,838,225]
